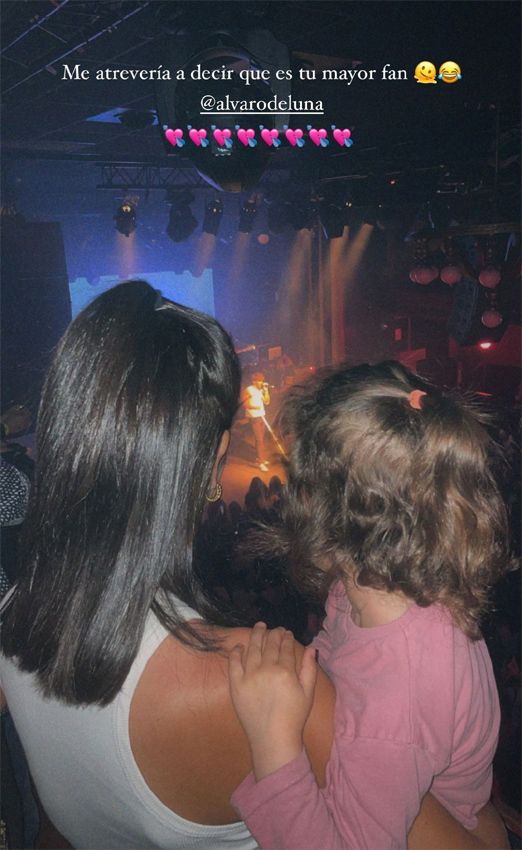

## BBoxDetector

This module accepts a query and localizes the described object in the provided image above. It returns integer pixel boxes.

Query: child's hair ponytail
[248,361,512,639]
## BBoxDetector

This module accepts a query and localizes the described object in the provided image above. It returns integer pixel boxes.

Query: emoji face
[438,61,462,83]
[414,61,437,84]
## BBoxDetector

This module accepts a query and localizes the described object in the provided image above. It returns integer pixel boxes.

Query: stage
[221,417,286,505]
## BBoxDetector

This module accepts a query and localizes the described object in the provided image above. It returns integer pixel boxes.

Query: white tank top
[0,597,259,850]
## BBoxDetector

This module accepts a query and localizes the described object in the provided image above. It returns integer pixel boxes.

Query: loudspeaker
[1,219,71,413]
[447,276,508,346]
[154,31,290,191]
[447,277,481,344]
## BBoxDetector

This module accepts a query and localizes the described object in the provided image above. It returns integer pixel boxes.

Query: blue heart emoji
[296,138,305,147]
[248,138,257,147]
[320,138,329,147]
[272,138,281,148]
[177,139,185,148]
[344,138,353,147]
[224,138,233,149]
[201,139,209,148]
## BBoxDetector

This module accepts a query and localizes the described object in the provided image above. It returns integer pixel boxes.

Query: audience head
[1,281,241,704]
[228,501,242,526]
[1,404,32,441]
[268,475,283,504]
[275,361,511,638]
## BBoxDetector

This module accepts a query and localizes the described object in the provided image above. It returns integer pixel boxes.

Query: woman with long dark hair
[0,281,334,849]
[0,283,506,849]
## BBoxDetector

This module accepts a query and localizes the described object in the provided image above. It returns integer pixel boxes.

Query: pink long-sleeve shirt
[232,583,500,850]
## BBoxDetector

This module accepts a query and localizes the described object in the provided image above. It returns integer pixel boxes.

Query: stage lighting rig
[114,202,136,237]
[238,197,258,233]
[202,197,224,235]
[166,189,198,242]
[316,181,353,239]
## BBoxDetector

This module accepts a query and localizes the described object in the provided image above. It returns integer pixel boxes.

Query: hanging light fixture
[410,235,438,285]
[440,235,462,286]
[166,189,198,242]
[114,201,137,237]
[202,197,224,235]
[238,197,258,233]
[481,308,503,329]
[481,287,503,329]
[478,237,501,289]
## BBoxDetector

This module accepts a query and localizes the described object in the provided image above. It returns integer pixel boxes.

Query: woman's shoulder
[129,624,254,824]
[129,624,335,823]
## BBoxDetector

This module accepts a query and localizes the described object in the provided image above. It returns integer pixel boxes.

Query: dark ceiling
[1,1,521,213]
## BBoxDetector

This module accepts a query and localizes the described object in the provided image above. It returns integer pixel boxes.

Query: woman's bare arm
[409,793,509,850]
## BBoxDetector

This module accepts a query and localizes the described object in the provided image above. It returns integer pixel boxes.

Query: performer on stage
[242,373,270,472]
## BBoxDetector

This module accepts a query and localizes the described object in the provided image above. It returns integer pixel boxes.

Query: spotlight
[481,308,503,329]
[440,265,462,286]
[478,341,494,351]
[166,190,198,242]
[238,198,258,233]
[202,197,224,236]
[410,233,438,284]
[440,236,462,286]
[478,237,502,289]
[318,183,352,239]
[478,266,501,289]
[114,202,137,237]
[412,265,439,285]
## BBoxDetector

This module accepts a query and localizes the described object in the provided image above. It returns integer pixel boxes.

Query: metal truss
[96,163,292,191]
[1,1,151,98]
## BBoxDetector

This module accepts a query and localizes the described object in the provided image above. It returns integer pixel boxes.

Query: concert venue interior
[1,1,520,847]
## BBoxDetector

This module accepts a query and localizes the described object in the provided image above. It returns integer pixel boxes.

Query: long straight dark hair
[1,281,241,705]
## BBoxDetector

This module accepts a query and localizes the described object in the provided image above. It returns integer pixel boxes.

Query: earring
[206,482,223,503]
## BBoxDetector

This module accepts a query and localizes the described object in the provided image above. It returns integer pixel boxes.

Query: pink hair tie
[408,390,427,410]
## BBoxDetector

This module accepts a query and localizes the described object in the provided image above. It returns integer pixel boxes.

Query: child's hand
[229,622,318,780]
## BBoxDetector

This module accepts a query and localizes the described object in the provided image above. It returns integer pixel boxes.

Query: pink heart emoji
[213,128,226,146]
[294,129,303,140]
[222,128,231,139]
[246,128,256,139]
[237,128,249,146]
[318,128,327,138]
[189,128,203,146]
[271,129,279,139]
[164,128,183,147]
[333,128,351,146]
[261,128,274,146]
[308,129,321,146]
[285,128,297,146]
